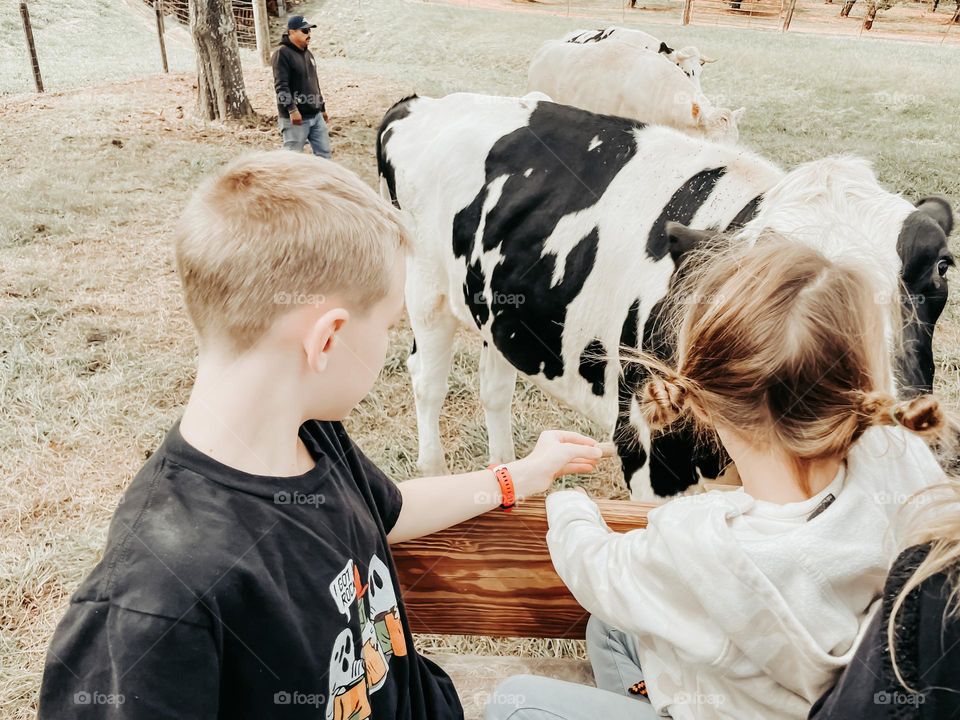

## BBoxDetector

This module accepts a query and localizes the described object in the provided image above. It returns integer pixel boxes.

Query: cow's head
[662,45,708,83]
[691,103,745,146]
[895,196,955,396]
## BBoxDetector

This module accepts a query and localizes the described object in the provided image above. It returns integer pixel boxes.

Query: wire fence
[146,0,259,49]
[429,0,960,44]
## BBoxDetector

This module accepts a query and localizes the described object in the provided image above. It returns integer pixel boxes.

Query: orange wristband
[489,464,516,512]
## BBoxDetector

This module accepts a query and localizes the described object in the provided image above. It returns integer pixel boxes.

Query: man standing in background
[272,15,332,158]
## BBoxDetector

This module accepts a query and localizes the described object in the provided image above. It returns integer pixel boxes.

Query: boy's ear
[304,308,350,373]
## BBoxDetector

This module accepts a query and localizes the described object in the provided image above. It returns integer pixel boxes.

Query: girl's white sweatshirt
[546,426,945,720]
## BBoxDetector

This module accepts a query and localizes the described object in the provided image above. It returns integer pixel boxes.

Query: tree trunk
[840,0,855,15]
[952,0,959,20]
[863,0,878,26]
[189,0,255,121]
[931,0,938,10]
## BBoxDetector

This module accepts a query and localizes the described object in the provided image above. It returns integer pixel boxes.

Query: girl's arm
[546,489,681,638]
[386,431,603,544]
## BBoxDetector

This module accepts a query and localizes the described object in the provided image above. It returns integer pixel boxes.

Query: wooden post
[682,0,694,23]
[251,0,270,66]
[782,0,798,29]
[155,0,169,73]
[19,1,43,93]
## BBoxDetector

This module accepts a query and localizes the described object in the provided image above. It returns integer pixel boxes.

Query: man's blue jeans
[279,113,332,158]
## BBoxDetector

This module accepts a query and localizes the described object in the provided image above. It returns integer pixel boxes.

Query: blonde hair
[174,151,409,350]
[888,479,960,690]
[630,232,951,496]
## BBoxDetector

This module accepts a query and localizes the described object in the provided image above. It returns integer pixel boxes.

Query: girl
[486,233,953,720]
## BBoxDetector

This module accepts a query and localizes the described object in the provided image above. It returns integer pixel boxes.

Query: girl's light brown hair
[630,231,951,497]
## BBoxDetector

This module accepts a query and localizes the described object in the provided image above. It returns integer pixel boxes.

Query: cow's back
[379,93,783,426]
[528,40,698,129]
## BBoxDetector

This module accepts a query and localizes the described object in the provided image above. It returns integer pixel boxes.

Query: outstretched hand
[511,430,603,498]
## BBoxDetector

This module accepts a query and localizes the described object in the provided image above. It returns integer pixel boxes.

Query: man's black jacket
[271,34,325,118]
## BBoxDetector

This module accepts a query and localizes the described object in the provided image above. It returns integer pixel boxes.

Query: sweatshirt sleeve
[272,49,297,114]
[546,490,689,639]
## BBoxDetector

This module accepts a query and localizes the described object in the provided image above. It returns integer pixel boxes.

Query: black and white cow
[376,92,954,500]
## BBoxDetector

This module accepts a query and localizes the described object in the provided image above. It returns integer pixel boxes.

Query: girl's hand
[509,431,602,498]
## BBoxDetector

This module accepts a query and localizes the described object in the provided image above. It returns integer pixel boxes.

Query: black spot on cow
[451,102,643,380]
[578,338,607,397]
[464,259,489,327]
[658,41,674,55]
[614,300,647,484]
[895,197,955,395]
[376,95,418,209]
[646,167,727,261]
[727,193,764,232]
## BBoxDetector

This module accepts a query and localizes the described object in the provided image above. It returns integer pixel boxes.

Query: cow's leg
[406,283,458,477]
[479,342,517,466]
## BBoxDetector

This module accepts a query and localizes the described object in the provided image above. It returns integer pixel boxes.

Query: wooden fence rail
[393,495,655,639]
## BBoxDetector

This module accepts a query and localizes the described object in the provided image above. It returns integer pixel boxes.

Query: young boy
[38,152,602,719]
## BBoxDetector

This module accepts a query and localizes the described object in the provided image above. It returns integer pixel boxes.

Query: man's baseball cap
[287,15,316,30]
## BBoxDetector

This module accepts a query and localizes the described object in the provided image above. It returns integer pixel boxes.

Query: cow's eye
[938,257,954,278]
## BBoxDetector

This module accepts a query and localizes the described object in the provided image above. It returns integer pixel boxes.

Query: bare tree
[189,0,255,120]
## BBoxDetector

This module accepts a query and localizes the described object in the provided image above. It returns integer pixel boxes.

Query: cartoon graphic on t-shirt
[326,553,405,715]
[326,629,371,720]
[330,559,358,621]
[368,555,407,658]
[354,563,388,690]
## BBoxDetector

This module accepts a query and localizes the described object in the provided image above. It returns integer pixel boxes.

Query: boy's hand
[510,431,602,498]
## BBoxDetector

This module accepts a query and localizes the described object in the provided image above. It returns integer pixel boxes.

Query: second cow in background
[528,39,744,144]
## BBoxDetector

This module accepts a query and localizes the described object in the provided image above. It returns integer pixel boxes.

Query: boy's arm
[386,431,602,544]
[39,604,220,719]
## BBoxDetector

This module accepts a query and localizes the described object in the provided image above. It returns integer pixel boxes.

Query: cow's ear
[732,107,746,123]
[658,41,674,55]
[666,222,715,264]
[915,196,954,237]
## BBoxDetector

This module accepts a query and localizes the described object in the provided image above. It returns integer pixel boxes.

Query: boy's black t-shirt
[39,420,463,720]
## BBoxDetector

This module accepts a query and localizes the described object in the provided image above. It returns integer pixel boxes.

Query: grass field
[1,0,959,715]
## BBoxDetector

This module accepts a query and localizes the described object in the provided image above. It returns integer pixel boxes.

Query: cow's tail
[376,94,418,210]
